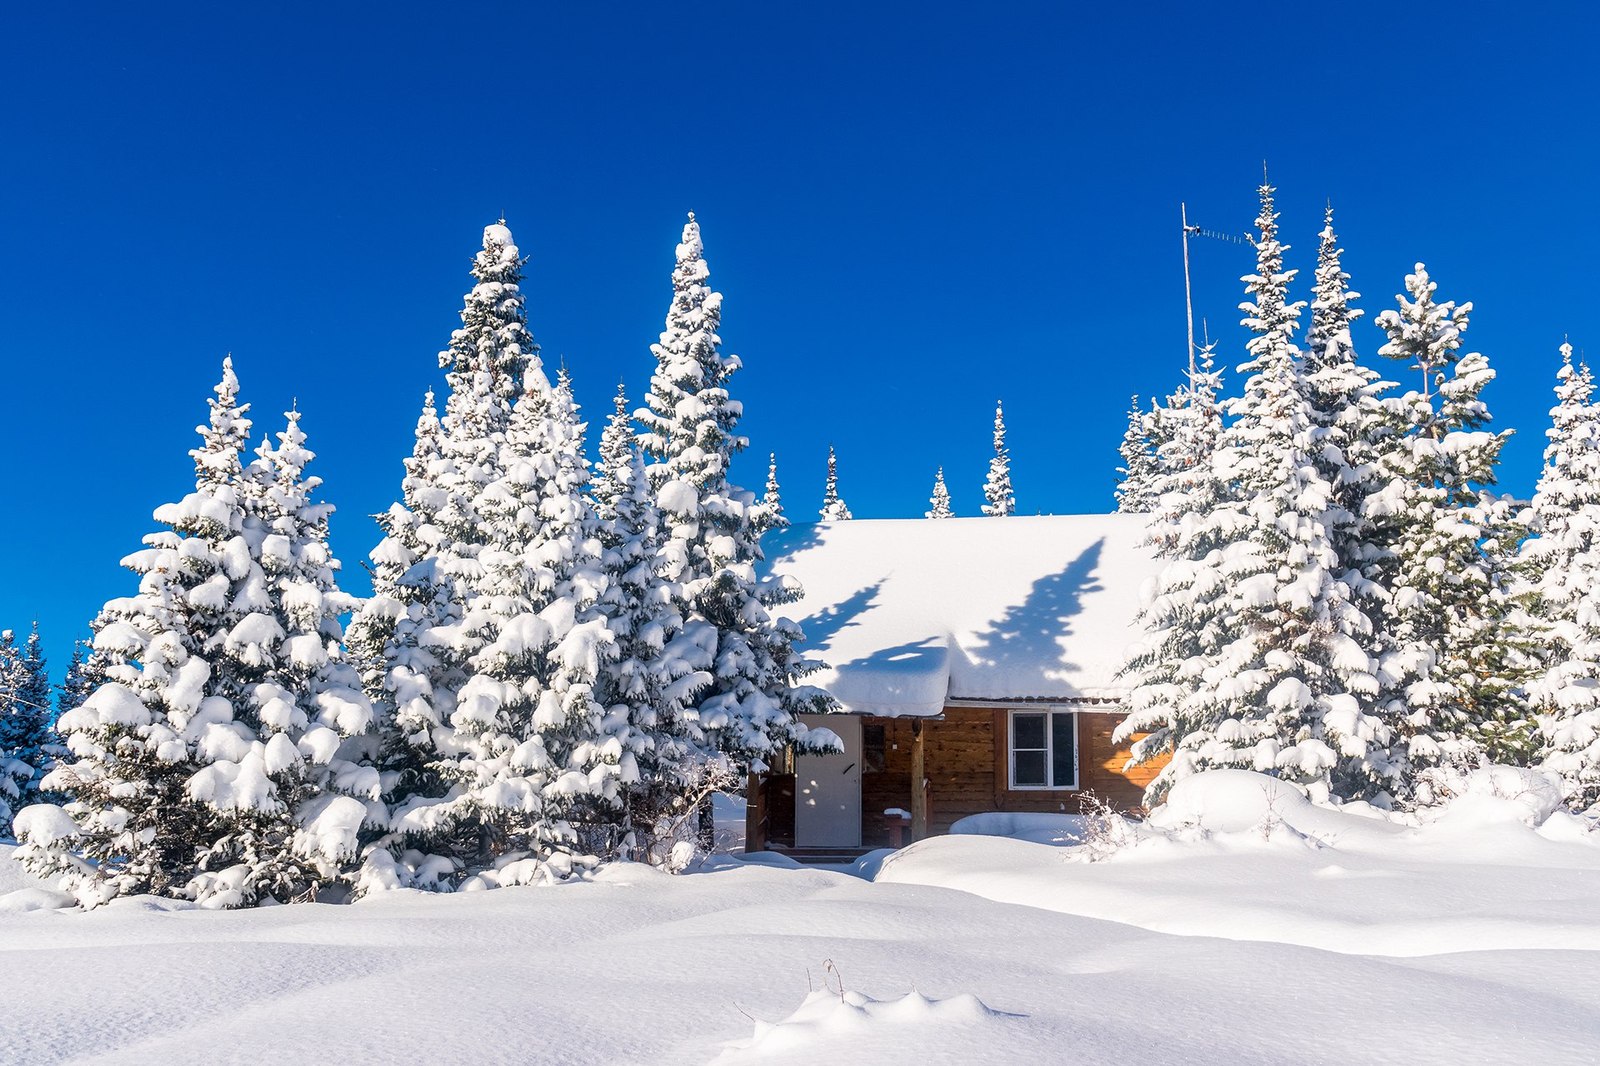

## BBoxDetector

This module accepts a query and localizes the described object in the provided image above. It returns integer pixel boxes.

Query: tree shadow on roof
[831,636,951,708]
[761,520,827,572]
[961,537,1105,685]
[796,580,885,653]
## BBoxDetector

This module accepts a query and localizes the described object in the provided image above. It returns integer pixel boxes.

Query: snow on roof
[766,513,1162,717]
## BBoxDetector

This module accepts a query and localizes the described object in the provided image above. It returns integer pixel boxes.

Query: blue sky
[3,3,1598,678]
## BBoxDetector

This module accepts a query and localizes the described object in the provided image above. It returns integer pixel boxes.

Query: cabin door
[794,715,863,848]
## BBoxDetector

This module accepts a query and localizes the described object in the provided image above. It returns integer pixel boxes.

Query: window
[862,723,886,773]
[1008,710,1078,790]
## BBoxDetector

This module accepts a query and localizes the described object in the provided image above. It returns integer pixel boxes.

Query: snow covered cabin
[748,513,1168,857]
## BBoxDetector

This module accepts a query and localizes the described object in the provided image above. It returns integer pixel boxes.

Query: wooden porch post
[745,771,767,853]
[910,719,928,841]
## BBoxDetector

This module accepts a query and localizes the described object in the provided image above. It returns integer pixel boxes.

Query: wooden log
[910,719,928,841]
[745,771,766,853]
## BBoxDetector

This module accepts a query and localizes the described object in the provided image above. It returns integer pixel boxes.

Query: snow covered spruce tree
[178,405,378,907]
[982,401,1015,516]
[1298,205,1407,798]
[410,366,623,883]
[635,212,834,784]
[819,445,853,521]
[927,467,954,519]
[18,359,257,903]
[350,222,548,888]
[1372,263,1533,790]
[58,639,99,718]
[1117,182,1384,805]
[591,382,635,524]
[0,624,57,833]
[21,359,370,905]
[594,408,714,861]
[754,453,786,537]
[1115,397,1160,513]
[1149,344,1225,531]
[1,630,47,836]
[343,388,459,872]
[1520,343,1600,808]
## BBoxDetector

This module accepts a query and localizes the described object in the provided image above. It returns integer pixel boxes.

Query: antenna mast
[1181,204,1252,377]
[1182,202,1197,376]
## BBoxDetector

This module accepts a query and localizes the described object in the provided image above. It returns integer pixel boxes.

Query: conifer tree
[1299,206,1406,798]
[0,625,58,830]
[927,467,954,519]
[820,445,853,521]
[182,406,378,906]
[1115,396,1159,513]
[752,453,787,538]
[344,389,458,869]
[1372,264,1532,790]
[592,382,635,525]
[58,639,98,718]
[635,213,832,777]
[596,430,712,859]
[982,401,1015,516]
[1118,182,1381,804]
[1,629,49,836]
[1521,343,1600,808]
[417,367,617,877]
[1150,344,1225,523]
[20,358,264,905]
[351,222,541,886]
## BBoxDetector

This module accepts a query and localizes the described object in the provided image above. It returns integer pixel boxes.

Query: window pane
[1013,713,1045,750]
[1051,713,1076,788]
[1014,750,1047,787]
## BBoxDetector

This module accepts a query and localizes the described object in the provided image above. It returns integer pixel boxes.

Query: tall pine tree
[819,445,852,521]
[182,406,378,906]
[927,467,954,519]
[982,401,1015,516]
[1115,396,1160,513]
[596,425,713,860]
[635,213,833,776]
[1118,182,1381,804]
[21,358,266,905]
[419,367,618,880]
[1522,343,1600,809]
[1372,263,1532,793]
[1299,206,1406,799]
[352,222,542,886]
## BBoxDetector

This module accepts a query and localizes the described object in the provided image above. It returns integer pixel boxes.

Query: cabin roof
[764,513,1163,718]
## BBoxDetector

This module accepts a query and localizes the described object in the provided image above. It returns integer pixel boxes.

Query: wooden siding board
[857,706,1168,844]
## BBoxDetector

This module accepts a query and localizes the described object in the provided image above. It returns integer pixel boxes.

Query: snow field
[6,771,1600,1064]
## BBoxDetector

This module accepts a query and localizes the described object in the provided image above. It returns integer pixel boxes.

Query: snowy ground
[6,771,1600,1065]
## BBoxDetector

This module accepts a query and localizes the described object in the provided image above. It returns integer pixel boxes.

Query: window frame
[1007,708,1080,791]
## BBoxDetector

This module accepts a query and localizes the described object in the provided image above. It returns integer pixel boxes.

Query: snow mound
[0,844,73,912]
[714,988,1019,1064]
[1424,765,1566,830]
[949,811,1090,845]
[1151,769,1319,834]
[0,887,75,913]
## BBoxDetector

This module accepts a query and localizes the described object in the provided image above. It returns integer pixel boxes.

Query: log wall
[858,705,1165,847]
